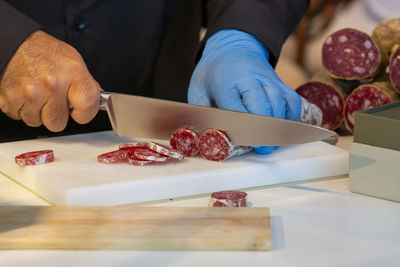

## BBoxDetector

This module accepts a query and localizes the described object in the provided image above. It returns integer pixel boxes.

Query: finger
[211,84,248,113]
[0,96,5,110]
[237,80,273,116]
[41,97,69,132]
[0,96,23,120]
[68,75,100,124]
[18,84,46,127]
[262,81,286,119]
[237,80,275,154]
[281,85,302,121]
[19,103,44,127]
[187,81,212,107]
[254,146,274,155]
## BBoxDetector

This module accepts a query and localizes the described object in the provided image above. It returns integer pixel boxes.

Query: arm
[188,0,308,154]
[0,0,41,75]
[202,0,309,66]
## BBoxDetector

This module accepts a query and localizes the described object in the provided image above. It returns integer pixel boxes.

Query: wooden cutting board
[0,206,271,251]
[0,131,349,205]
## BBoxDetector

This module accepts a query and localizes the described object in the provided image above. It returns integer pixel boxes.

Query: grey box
[350,102,400,202]
[350,142,400,203]
[354,102,400,151]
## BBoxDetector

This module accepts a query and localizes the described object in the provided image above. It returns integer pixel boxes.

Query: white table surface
[1,136,400,267]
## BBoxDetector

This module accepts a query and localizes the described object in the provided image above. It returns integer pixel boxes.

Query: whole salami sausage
[389,44,400,93]
[296,71,351,130]
[344,82,399,133]
[198,129,252,161]
[322,28,386,80]
[300,97,323,127]
[209,190,248,207]
[372,18,400,59]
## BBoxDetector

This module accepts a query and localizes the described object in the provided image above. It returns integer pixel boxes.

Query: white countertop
[1,136,400,267]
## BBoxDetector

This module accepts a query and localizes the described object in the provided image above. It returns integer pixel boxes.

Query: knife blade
[99,91,337,146]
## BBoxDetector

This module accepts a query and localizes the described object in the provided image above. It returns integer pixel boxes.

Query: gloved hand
[188,29,302,154]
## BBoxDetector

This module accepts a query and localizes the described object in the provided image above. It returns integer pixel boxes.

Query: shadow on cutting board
[270,216,286,251]
[0,206,41,234]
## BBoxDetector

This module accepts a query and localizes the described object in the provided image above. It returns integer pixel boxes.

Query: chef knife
[99,91,337,146]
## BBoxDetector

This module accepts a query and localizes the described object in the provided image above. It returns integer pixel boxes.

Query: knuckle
[22,84,39,102]
[41,75,58,91]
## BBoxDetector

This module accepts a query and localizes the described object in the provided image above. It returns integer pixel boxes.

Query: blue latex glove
[188,29,302,154]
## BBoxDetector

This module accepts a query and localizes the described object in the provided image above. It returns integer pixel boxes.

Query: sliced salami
[198,129,252,161]
[209,190,248,207]
[169,128,200,157]
[344,82,399,133]
[389,44,400,93]
[296,71,348,130]
[322,28,385,80]
[119,142,149,150]
[98,149,128,164]
[148,142,184,161]
[133,148,168,162]
[127,153,155,166]
[15,150,54,166]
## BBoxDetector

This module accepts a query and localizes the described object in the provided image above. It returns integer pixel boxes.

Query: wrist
[203,29,270,62]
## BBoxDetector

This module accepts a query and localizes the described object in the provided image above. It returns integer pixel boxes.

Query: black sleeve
[202,0,309,66]
[0,0,41,76]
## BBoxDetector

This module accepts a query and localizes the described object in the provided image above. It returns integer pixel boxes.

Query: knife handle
[68,91,112,111]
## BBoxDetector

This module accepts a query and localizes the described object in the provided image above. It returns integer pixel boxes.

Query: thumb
[187,81,212,107]
[68,75,101,124]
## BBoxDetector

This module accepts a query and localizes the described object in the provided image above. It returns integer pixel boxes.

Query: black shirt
[0,0,308,142]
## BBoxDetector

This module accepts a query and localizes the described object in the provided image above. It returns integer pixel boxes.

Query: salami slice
[119,142,149,150]
[133,148,169,162]
[296,71,348,130]
[15,150,54,166]
[198,129,252,161]
[127,153,155,166]
[169,128,200,157]
[98,149,128,164]
[344,82,399,133]
[372,18,400,59]
[389,44,400,93]
[148,142,184,161]
[209,190,248,207]
[322,28,386,80]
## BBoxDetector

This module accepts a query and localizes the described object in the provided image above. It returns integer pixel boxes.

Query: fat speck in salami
[198,129,252,161]
[15,150,54,166]
[322,28,385,80]
[209,190,248,207]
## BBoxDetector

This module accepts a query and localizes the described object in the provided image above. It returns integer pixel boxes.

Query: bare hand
[0,30,100,132]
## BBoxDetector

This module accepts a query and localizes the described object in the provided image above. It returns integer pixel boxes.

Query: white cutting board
[0,131,349,206]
